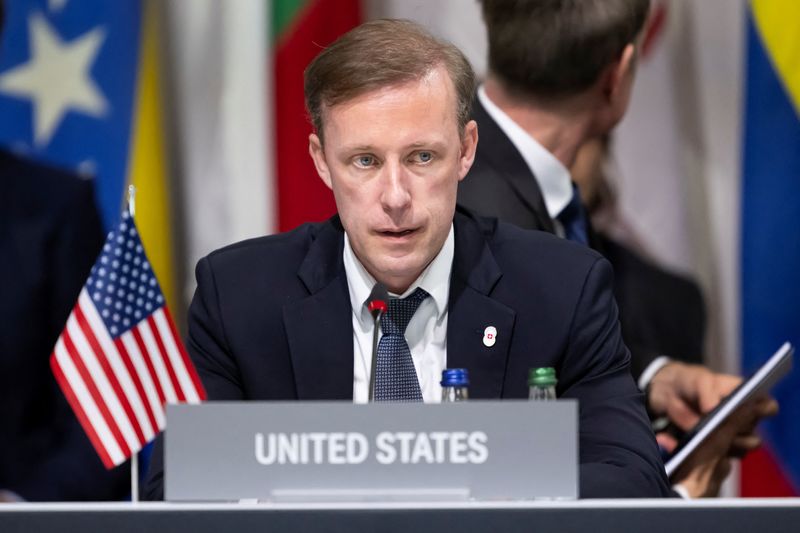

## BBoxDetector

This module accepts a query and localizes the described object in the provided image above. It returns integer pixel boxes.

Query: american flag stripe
[119,333,165,429]
[52,337,126,466]
[72,305,144,444]
[147,314,185,402]
[154,311,195,401]
[65,314,140,452]
[51,347,118,469]
[139,319,178,403]
[130,327,167,408]
[79,291,156,440]
[162,310,206,400]
[73,304,147,444]
[61,325,132,458]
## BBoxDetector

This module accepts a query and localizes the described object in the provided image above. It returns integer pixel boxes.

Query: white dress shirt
[345,226,454,404]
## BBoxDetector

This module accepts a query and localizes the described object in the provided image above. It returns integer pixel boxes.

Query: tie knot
[382,288,429,336]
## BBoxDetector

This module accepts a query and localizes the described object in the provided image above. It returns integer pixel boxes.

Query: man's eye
[354,155,375,168]
[413,151,434,164]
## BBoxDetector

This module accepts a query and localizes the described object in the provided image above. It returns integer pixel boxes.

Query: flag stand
[131,453,139,503]
[128,184,139,504]
[128,184,137,218]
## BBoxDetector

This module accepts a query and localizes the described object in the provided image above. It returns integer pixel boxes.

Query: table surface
[3,498,800,533]
[3,497,800,510]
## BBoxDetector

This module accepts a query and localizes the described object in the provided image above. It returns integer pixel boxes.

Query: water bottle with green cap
[528,367,557,400]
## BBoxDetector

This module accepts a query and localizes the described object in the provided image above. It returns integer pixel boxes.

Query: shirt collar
[477,84,573,219]
[343,224,454,325]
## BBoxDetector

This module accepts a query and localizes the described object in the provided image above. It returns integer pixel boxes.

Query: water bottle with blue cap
[441,368,469,402]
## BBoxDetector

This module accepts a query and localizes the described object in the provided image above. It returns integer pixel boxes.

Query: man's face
[309,66,478,293]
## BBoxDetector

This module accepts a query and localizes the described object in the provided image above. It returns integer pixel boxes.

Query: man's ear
[457,120,479,182]
[308,133,332,190]
[593,43,636,130]
[605,43,636,106]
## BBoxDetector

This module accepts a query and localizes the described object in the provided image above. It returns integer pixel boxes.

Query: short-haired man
[458,0,776,497]
[145,19,670,499]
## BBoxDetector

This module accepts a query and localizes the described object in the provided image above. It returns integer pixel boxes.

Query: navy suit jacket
[144,208,670,499]
[0,149,129,500]
[459,98,706,378]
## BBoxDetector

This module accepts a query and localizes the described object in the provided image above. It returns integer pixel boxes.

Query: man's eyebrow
[338,144,374,152]
[407,139,447,149]
[337,140,448,153]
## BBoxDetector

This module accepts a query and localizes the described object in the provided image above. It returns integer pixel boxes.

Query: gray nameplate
[165,401,578,502]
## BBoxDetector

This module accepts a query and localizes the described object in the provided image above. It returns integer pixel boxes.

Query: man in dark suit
[145,19,671,499]
[458,0,775,497]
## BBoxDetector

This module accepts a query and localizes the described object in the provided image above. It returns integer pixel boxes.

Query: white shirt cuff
[671,483,692,499]
[637,356,672,391]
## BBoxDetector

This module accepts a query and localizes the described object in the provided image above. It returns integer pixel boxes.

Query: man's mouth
[378,228,417,238]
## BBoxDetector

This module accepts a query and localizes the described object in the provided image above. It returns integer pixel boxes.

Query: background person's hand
[649,362,779,455]
[670,399,771,497]
[647,362,741,431]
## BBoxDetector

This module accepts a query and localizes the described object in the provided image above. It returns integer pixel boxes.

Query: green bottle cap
[528,367,557,387]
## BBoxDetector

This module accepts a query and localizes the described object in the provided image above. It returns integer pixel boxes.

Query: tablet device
[664,342,793,478]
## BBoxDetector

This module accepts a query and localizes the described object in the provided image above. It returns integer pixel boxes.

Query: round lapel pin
[483,326,497,347]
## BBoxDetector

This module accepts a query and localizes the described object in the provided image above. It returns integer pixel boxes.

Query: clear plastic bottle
[528,367,557,400]
[441,368,469,402]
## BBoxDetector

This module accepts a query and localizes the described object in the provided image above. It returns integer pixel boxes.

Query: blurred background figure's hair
[304,18,476,140]
[481,0,650,98]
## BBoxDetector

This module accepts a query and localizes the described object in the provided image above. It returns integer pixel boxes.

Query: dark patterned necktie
[556,183,589,245]
[374,288,429,402]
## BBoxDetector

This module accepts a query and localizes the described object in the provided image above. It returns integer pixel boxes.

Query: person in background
[458,0,777,497]
[0,1,129,501]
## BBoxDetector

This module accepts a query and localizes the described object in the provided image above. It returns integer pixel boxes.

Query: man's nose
[379,160,412,213]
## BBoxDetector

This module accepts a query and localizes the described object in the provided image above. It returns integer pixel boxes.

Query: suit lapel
[447,211,516,398]
[472,98,556,233]
[283,218,354,400]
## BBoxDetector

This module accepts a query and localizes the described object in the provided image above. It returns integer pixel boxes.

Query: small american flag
[50,211,206,468]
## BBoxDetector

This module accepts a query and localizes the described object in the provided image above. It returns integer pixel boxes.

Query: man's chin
[369,260,425,291]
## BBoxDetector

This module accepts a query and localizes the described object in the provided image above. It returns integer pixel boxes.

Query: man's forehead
[327,64,451,103]
[318,67,459,136]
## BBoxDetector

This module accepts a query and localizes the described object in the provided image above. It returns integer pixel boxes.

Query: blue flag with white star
[0,0,140,231]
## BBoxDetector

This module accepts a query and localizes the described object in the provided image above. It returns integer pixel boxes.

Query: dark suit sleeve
[560,257,671,498]
[181,255,247,400]
[143,255,246,500]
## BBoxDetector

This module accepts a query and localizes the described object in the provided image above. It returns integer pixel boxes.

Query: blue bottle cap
[441,368,469,387]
